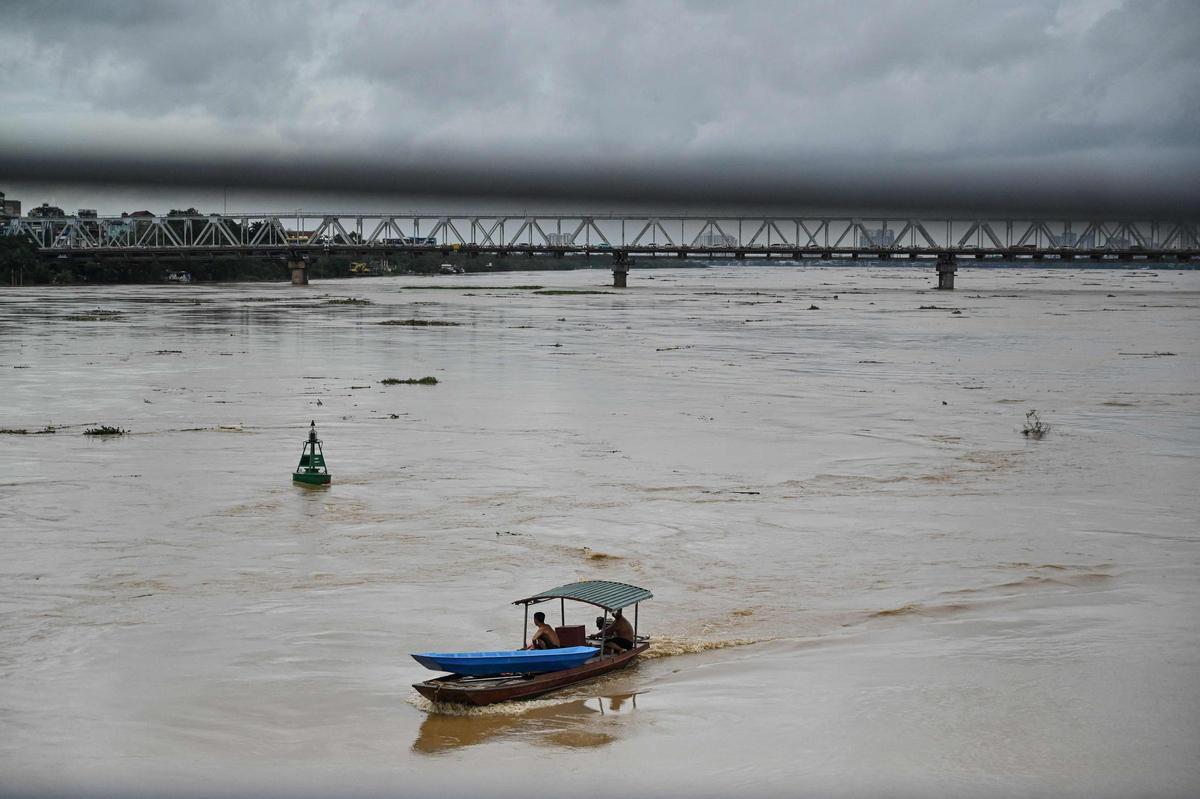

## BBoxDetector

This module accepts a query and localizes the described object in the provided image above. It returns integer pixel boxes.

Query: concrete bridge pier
[288,256,308,286]
[612,251,631,288]
[936,254,957,290]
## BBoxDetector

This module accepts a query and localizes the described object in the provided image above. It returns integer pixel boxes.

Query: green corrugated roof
[514,580,653,612]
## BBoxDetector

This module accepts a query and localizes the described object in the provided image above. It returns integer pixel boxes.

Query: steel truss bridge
[7,212,1199,276]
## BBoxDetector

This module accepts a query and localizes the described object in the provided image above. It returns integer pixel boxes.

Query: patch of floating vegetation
[64,309,123,321]
[1022,410,1050,440]
[381,376,438,385]
[0,425,59,435]
[377,319,460,326]
[325,297,372,305]
[533,290,615,296]
[84,425,126,436]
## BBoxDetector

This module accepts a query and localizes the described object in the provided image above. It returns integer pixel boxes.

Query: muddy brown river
[1,265,1197,797]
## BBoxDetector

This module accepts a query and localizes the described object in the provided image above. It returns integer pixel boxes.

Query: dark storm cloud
[1,0,1198,214]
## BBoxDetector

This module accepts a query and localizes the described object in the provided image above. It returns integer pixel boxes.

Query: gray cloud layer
[2,0,1198,214]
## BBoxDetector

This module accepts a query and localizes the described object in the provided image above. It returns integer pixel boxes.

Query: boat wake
[638,634,762,660]
[407,692,570,717]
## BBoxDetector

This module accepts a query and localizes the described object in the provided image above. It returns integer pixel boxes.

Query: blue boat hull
[412,646,597,677]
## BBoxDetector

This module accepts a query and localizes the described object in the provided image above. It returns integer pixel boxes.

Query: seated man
[524,611,561,650]
[591,609,635,653]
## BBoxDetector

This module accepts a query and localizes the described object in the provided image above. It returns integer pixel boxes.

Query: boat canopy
[513,580,652,613]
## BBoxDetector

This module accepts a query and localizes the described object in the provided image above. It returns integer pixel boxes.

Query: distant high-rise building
[696,233,738,247]
[0,189,21,218]
[28,202,65,218]
[861,228,896,247]
[1050,231,1095,248]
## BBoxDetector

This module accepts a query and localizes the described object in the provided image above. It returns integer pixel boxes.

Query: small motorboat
[412,579,652,706]
[412,646,597,677]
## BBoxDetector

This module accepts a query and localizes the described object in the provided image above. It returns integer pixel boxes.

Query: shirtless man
[595,609,635,653]
[524,611,560,650]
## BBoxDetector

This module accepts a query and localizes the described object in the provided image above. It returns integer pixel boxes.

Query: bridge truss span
[5,212,1199,262]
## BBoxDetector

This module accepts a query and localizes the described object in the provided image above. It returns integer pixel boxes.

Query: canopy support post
[600,609,608,660]
[522,603,528,649]
[634,602,639,641]
[560,598,565,627]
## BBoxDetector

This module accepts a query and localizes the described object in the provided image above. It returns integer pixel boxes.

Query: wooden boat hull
[414,643,648,706]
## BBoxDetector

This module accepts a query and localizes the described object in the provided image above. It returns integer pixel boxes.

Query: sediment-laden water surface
[1,265,1197,798]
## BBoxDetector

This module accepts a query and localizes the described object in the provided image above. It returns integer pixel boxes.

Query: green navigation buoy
[293,420,331,485]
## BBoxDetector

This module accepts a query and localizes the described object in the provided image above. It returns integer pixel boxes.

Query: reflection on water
[413,694,639,754]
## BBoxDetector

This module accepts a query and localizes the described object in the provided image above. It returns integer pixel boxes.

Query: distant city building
[696,233,738,247]
[122,210,155,218]
[547,233,574,246]
[0,189,19,217]
[861,228,896,247]
[77,209,98,219]
[28,202,65,219]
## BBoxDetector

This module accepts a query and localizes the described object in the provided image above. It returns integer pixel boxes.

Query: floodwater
[1,265,1197,798]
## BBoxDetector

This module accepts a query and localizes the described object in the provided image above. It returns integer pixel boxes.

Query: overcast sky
[2,0,1198,215]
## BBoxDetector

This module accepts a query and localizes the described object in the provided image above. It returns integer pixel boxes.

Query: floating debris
[64,310,124,322]
[533,290,615,296]
[1022,410,1050,440]
[381,376,439,385]
[84,426,126,436]
[377,319,461,326]
[325,297,372,305]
